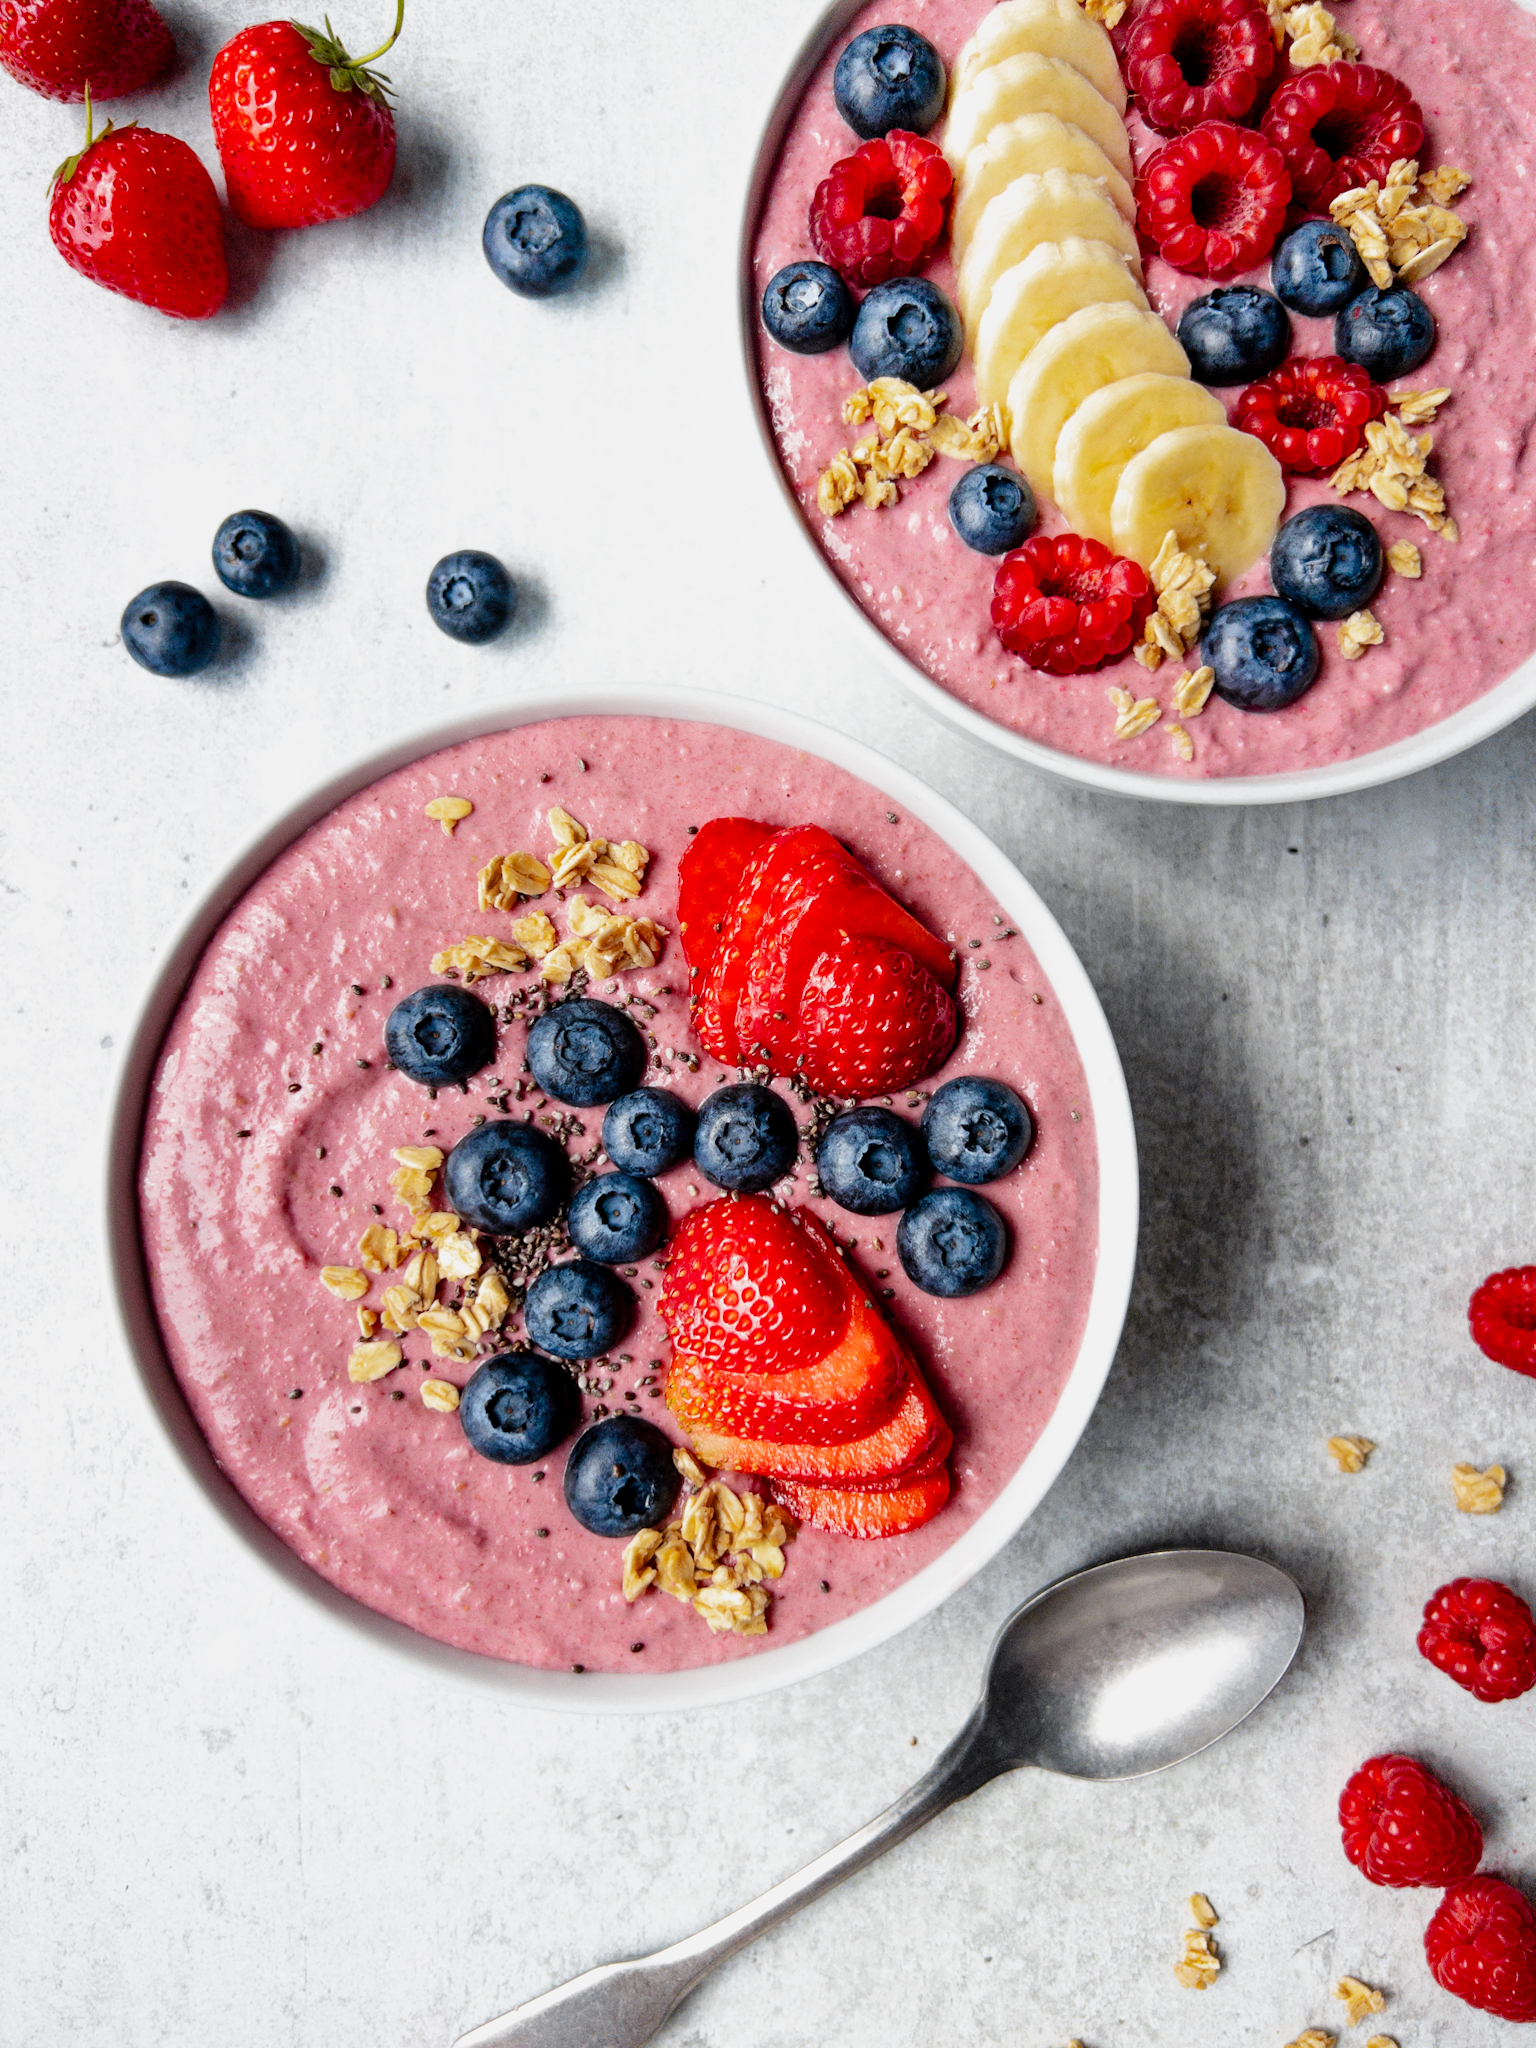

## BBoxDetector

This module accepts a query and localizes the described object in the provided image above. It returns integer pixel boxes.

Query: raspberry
[1419,1578,1536,1704]
[1339,1754,1483,1888]
[1426,1877,1536,2024]
[1468,1265,1536,1378]
[810,130,952,288]
[1261,63,1425,212]
[1235,355,1387,474]
[991,533,1154,675]
[1136,121,1291,279]
[1125,0,1277,134]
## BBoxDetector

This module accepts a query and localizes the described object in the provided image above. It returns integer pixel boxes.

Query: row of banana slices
[943,0,1284,586]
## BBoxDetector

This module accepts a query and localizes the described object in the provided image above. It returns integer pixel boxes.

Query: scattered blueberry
[816,1107,927,1216]
[602,1087,696,1176]
[563,1416,681,1538]
[948,464,1037,555]
[443,1120,568,1234]
[120,581,220,677]
[1270,220,1368,318]
[1177,286,1291,386]
[384,984,496,1087]
[1202,595,1320,713]
[525,1258,633,1360]
[566,1172,668,1265]
[1336,284,1436,382]
[897,1188,1007,1297]
[834,23,946,138]
[483,185,588,298]
[426,551,517,644]
[921,1077,1033,1185]
[459,1351,578,1465]
[527,998,646,1108]
[1270,505,1385,622]
[761,259,856,355]
[694,1083,799,1194]
[211,509,300,599]
[849,277,963,387]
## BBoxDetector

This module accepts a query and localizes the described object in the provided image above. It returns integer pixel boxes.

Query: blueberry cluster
[1179,254,1435,388]
[121,507,303,678]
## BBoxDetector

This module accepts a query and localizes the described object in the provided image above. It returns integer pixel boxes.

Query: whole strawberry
[1419,1577,1536,1704]
[1338,1753,1483,1888]
[209,0,402,230]
[0,0,173,101]
[49,92,227,318]
[1426,1876,1536,2023]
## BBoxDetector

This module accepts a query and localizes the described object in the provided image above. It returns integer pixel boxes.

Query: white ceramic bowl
[737,0,1536,807]
[105,684,1138,1713]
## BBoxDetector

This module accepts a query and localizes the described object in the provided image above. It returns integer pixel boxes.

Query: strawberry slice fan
[658,1196,953,1538]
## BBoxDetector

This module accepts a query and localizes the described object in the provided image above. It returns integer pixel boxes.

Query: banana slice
[952,0,1127,114]
[1054,374,1227,543]
[943,51,1133,180]
[1110,423,1287,585]
[1007,302,1191,500]
[958,169,1141,333]
[974,238,1148,411]
[953,114,1135,259]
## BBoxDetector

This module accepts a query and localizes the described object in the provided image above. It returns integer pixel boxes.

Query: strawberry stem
[292,0,405,99]
[51,80,130,189]
[352,0,405,68]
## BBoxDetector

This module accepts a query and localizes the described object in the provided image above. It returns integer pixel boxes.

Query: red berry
[658,1197,849,1378]
[810,130,952,288]
[991,532,1154,675]
[1235,355,1387,474]
[676,817,775,986]
[209,13,401,232]
[1339,1754,1483,1888]
[1261,62,1425,212]
[1426,1877,1536,2024]
[0,0,172,99]
[1468,1265,1536,1378]
[49,111,227,319]
[1125,0,1276,135]
[771,1452,952,1538]
[1419,1578,1536,1704]
[1136,119,1291,277]
[796,935,957,1096]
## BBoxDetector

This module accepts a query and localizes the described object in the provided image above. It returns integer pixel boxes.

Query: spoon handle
[453,1706,999,2048]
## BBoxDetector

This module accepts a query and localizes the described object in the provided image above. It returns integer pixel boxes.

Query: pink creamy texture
[753,0,1536,779]
[139,717,1100,1672]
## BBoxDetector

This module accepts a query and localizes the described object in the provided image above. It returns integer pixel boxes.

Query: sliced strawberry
[771,1458,951,1537]
[691,830,793,1064]
[670,1361,951,1485]
[668,1293,908,1444]
[657,1196,848,1376]
[797,936,957,1097]
[676,817,775,986]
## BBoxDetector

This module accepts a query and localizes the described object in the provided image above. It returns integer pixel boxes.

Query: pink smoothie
[138,716,1101,1673]
[752,0,1536,780]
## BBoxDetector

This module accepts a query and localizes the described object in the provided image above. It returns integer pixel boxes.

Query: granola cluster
[622,1447,797,1637]
[1331,160,1471,290]
[1452,1462,1507,1514]
[817,379,1004,517]
[1331,395,1457,543]
[1336,1977,1387,2027]
[1134,531,1219,671]
[1282,2,1358,65]
[1328,1434,1375,1473]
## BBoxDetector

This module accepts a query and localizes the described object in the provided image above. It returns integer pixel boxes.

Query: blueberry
[426,551,517,644]
[525,1258,633,1360]
[1270,505,1385,622]
[443,1120,568,1235]
[383,984,496,1087]
[211,509,300,600]
[694,1083,799,1194]
[761,259,856,355]
[566,1172,668,1264]
[948,463,1037,555]
[1177,286,1291,386]
[816,1107,927,1216]
[897,1188,1007,1297]
[850,278,963,387]
[563,1416,681,1538]
[120,581,220,678]
[483,185,588,298]
[1336,284,1436,382]
[527,998,645,1107]
[833,23,946,138]
[1270,220,1368,318]
[921,1077,1033,1184]
[602,1088,696,1176]
[1202,596,1320,713]
[459,1351,578,1465]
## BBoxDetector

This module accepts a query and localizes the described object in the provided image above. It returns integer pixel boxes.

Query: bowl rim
[104,682,1138,1714]
[735,0,1536,808]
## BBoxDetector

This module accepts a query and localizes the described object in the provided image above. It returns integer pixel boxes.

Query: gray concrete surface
[3,4,1534,2044]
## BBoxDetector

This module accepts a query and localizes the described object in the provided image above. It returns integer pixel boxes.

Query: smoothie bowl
[106,688,1137,1711]
[743,0,1536,802]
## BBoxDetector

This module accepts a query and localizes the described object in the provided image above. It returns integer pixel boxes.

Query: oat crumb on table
[1328,1435,1375,1473]
[1189,1892,1219,1929]
[1335,1977,1387,2025]
[1364,2037,1398,2048]
[1452,1462,1507,1512]
[1174,1926,1220,1988]
[1286,2031,1335,2048]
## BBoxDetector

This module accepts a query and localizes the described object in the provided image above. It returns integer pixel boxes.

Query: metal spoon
[455,1548,1304,2048]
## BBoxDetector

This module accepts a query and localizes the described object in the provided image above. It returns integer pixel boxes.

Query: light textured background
[3,4,1535,2044]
